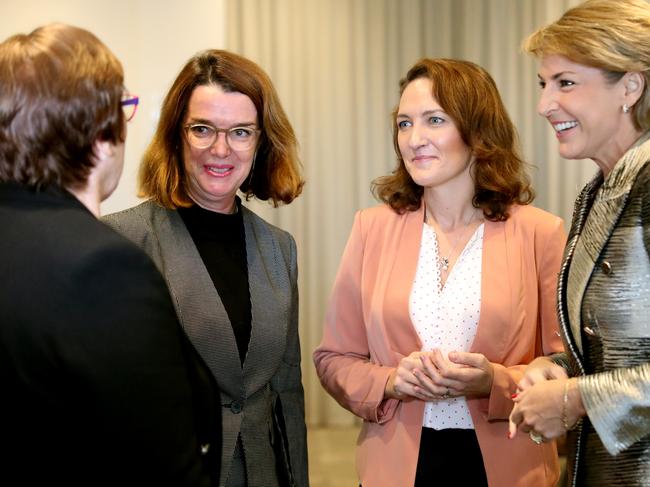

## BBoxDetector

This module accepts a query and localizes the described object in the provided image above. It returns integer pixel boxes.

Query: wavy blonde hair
[524,0,650,131]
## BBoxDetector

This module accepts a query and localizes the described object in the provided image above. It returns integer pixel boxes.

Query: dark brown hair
[0,23,125,189]
[373,58,534,221]
[139,49,304,208]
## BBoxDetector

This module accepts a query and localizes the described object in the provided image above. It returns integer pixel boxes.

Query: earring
[623,104,630,113]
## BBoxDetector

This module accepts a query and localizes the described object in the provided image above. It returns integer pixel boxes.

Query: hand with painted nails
[508,378,584,442]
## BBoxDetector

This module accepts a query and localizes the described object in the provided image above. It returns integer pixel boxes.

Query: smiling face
[182,84,258,213]
[396,78,474,192]
[537,54,638,169]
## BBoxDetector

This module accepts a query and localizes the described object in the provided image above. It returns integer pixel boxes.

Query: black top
[0,183,220,486]
[179,200,252,365]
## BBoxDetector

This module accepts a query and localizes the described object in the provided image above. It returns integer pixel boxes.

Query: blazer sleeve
[67,239,215,486]
[270,233,309,487]
[313,210,398,423]
[486,212,567,420]
[578,362,650,455]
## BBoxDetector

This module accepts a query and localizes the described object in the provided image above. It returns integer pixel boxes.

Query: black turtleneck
[178,201,251,365]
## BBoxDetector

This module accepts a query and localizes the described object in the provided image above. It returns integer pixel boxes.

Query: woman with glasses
[105,49,308,487]
[0,23,220,486]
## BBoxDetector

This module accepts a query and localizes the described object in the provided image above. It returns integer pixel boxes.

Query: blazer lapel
[150,208,244,397]
[381,204,425,356]
[565,135,650,353]
[240,207,288,397]
[470,218,512,355]
[566,182,625,352]
[558,178,599,363]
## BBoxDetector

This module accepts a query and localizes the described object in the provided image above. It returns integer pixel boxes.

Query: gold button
[583,326,596,336]
[601,261,612,275]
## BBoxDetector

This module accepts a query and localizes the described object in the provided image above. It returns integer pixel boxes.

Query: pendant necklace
[428,207,479,274]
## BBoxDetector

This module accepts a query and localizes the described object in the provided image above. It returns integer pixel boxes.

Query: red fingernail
[507,431,513,440]
[511,393,518,399]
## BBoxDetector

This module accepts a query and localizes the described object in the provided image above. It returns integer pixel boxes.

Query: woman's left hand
[414,349,495,398]
[508,378,585,442]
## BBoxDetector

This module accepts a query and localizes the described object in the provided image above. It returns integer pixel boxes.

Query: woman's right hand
[516,356,568,392]
[384,352,438,401]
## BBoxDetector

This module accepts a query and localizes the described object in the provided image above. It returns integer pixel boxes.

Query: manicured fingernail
[507,431,513,439]
[511,393,518,399]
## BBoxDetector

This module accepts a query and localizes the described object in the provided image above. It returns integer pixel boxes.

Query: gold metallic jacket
[554,134,650,486]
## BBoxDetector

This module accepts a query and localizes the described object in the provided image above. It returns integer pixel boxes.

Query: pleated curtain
[225,0,591,427]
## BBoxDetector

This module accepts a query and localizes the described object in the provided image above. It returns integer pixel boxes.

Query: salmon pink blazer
[314,203,566,487]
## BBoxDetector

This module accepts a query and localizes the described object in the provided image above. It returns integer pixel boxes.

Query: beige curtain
[225,0,593,426]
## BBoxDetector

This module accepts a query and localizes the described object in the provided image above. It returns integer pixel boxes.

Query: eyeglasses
[184,123,260,151]
[121,93,139,122]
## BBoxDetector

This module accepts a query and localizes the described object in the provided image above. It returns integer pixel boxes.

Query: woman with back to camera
[509,0,650,485]
[0,23,221,486]
[104,49,308,487]
[314,58,566,486]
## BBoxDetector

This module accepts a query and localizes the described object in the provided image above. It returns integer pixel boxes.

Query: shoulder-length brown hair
[0,23,124,189]
[372,58,534,221]
[139,49,304,208]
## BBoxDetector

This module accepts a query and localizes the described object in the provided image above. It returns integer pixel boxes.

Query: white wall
[1,0,227,214]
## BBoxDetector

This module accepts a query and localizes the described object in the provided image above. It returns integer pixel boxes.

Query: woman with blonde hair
[105,50,308,487]
[509,0,650,484]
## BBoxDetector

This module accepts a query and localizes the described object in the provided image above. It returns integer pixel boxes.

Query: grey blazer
[555,134,650,486]
[104,201,308,487]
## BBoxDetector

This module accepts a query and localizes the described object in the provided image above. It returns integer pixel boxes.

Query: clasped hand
[508,357,575,441]
[385,349,494,401]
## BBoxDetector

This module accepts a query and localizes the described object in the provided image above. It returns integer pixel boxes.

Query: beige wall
[225,0,595,426]
[0,0,227,214]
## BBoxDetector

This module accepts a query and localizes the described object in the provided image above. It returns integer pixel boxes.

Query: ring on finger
[529,431,544,445]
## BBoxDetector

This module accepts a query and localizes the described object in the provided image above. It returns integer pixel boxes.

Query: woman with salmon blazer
[313,58,566,487]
